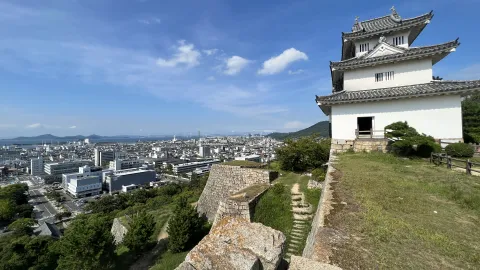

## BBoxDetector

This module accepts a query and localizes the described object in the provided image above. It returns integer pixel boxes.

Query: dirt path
[157,218,169,241]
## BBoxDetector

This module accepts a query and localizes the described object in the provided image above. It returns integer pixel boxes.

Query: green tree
[166,164,173,174]
[311,168,326,181]
[16,204,34,218]
[462,93,480,143]
[55,214,116,270]
[0,199,15,221]
[0,183,29,205]
[0,235,58,270]
[8,218,35,235]
[123,211,156,254]
[276,136,330,172]
[167,198,207,253]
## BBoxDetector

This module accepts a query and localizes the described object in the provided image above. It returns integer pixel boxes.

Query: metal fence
[430,153,480,175]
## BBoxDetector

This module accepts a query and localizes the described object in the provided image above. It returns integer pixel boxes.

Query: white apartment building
[173,159,221,174]
[66,175,102,198]
[30,157,44,176]
[44,160,94,175]
[109,159,144,171]
[235,154,261,163]
[62,165,113,190]
[199,145,211,158]
[316,8,480,141]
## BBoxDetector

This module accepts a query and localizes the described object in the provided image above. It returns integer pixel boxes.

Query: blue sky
[0,0,479,137]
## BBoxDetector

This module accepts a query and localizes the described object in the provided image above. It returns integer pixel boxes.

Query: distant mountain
[268,121,329,140]
[5,134,103,141]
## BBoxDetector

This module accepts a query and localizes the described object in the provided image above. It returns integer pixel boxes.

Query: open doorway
[357,117,373,137]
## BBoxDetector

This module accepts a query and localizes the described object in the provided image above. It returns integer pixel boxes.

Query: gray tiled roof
[316,80,480,105]
[344,12,433,40]
[331,40,459,70]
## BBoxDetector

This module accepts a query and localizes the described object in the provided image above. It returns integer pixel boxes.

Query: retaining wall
[302,150,337,259]
[197,164,276,222]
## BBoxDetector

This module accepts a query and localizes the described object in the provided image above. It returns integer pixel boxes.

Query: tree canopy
[275,136,330,172]
[462,92,480,143]
[55,214,116,270]
[123,211,156,254]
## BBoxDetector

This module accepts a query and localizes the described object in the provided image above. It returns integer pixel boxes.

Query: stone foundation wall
[353,139,388,153]
[111,217,129,244]
[212,187,268,226]
[302,150,336,260]
[330,139,354,154]
[197,165,275,222]
[331,138,388,153]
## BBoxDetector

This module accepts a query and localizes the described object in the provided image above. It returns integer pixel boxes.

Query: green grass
[252,184,293,254]
[223,160,265,168]
[149,250,189,270]
[328,152,480,269]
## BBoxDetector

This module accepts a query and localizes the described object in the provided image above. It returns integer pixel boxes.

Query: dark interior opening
[357,117,373,135]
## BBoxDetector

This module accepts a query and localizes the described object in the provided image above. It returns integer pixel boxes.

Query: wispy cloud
[26,123,42,129]
[207,76,215,81]
[224,56,250,75]
[203,49,218,56]
[69,125,77,129]
[258,48,308,75]
[138,17,161,25]
[156,40,201,68]
[288,69,305,75]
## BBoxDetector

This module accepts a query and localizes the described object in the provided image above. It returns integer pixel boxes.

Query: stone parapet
[197,164,275,222]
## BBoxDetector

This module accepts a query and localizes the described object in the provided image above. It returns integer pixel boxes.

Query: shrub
[311,168,325,181]
[445,143,474,158]
[271,183,285,195]
[391,140,414,156]
[416,141,442,158]
[385,121,419,139]
[276,136,330,172]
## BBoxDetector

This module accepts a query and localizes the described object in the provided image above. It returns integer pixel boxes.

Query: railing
[430,153,480,175]
[355,129,386,139]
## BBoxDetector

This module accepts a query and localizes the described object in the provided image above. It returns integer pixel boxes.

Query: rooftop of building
[332,39,459,70]
[316,80,480,113]
[344,8,433,40]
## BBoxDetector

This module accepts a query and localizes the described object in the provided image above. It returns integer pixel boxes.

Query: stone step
[290,235,303,240]
[291,196,302,201]
[291,231,304,236]
[291,229,305,234]
[293,224,306,229]
[291,192,303,196]
[285,252,293,258]
[290,239,302,244]
[294,214,313,220]
[292,208,313,214]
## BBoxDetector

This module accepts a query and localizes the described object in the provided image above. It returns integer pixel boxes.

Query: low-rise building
[62,165,112,190]
[234,154,261,163]
[109,159,144,171]
[44,160,94,175]
[121,184,139,193]
[66,175,102,198]
[104,169,155,194]
[173,159,221,174]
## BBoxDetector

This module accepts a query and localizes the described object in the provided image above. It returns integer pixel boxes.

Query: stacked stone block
[197,165,273,222]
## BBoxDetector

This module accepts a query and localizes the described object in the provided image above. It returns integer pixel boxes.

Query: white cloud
[69,125,77,129]
[207,76,215,81]
[26,123,42,129]
[284,121,307,129]
[203,49,218,56]
[258,48,308,75]
[138,17,161,25]
[288,69,304,75]
[224,56,250,75]
[156,40,201,68]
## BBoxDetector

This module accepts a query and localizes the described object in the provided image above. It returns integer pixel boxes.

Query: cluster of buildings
[0,135,282,198]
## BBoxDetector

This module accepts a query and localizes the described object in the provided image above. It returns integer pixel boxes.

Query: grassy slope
[268,121,329,140]
[149,251,189,270]
[329,152,480,269]
[253,172,321,257]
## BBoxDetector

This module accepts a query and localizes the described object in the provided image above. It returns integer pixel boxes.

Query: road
[29,189,58,223]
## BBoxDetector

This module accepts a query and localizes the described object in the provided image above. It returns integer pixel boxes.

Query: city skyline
[1,0,479,137]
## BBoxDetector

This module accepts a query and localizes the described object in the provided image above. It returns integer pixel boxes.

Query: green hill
[268,121,329,140]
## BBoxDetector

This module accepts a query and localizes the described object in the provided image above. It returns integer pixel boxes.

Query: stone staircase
[285,184,314,260]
